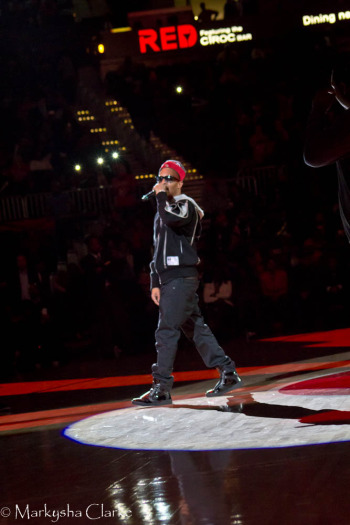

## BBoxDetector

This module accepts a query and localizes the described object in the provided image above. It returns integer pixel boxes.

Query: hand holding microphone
[141,189,155,201]
[141,180,167,201]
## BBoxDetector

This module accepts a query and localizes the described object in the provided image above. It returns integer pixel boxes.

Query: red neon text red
[138,24,198,54]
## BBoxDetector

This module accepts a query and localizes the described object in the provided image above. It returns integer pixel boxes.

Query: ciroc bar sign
[138,24,253,54]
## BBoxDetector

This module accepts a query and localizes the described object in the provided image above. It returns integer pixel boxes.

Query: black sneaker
[132,382,172,407]
[206,369,243,397]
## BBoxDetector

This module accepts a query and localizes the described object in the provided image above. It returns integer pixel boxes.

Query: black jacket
[150,192,204,288]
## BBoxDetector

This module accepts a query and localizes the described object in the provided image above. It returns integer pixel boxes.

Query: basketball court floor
[1,328,350,524]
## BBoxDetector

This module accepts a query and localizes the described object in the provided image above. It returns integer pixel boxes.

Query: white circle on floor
[64,392,350,450]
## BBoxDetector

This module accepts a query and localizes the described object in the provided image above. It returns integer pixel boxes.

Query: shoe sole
[131,399,173,407]
[205,380,243,397]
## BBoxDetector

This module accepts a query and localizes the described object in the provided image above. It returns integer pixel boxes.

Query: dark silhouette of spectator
[49,261,82,343]
[6,254,38,308]
[319,254,350,329]
[5,139,31,194]
[258,256,288,334]
[136,266,159,348]
[249,123,276,166]
[33,258,53,310]
[198,2,219,23]
[4,253,60,371]
[104,238,135,285]
[232,259,261,339]
[65,262,86,339]
[29,151,54,192]
[35,306,64,369]
[111,162,138,213]
[11,299,41,372]
[0,280,15,378]
[207,210,233,254]
[103,238,145,354]
[127,215,153,276]
[202,256,236,341]
[47,180,73,261]
[289,243,325,332]
[80,235,112,356]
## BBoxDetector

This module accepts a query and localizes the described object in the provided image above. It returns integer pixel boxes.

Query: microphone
[141,189,155,201]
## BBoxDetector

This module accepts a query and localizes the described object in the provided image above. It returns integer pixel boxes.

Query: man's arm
[150,260,160,290]
[151,287,160,306]
[156,192,195,227]
[304,90,350,167]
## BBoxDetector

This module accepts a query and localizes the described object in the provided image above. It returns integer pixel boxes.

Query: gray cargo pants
[152,276,236,390]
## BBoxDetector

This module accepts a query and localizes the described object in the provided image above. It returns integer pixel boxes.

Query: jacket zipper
[191,212,199,245]
[154,214,161,282]
[163,229,168,268]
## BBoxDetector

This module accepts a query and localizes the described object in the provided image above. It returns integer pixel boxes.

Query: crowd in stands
[1,2,350,378]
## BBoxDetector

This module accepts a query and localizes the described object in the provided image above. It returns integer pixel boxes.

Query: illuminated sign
[302,11,350,26]
[138,25,197,53]
[138,24,253,53]
[199,26,252,46]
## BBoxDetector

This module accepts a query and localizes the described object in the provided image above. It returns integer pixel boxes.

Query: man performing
[304,59,350,241]
[132,160,242,407]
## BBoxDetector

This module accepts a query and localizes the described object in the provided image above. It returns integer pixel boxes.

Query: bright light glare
[97,44,105,54]
[175,85,183,94]
[97,157,104,165]
[112,151,119,159]
[74,164,82,172]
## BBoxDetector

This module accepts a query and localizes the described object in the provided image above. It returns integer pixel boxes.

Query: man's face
[157,167,183,198]
[331,71,350,109]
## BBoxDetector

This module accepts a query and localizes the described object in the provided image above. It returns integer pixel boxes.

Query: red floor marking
[1,361,350,397]
[300,411,350,425]
[241,360,350,376]
[262,328,350,348]
[0,400,132,432]
[281,371,350,395]
[0,371,218,396]
[0,392,206,432]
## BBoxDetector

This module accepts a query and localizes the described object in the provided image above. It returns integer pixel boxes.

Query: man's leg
[181,291,235,370]
[181,292,242,396]
[132,278,194,406]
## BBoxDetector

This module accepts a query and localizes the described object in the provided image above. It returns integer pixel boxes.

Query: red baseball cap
[159,160,186,181]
